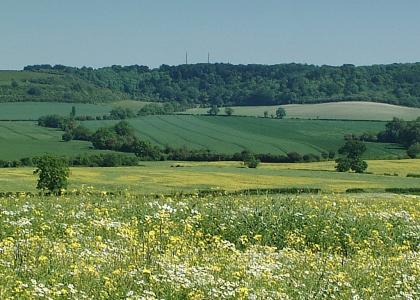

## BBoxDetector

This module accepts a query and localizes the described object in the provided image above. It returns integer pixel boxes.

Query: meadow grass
[0,192,418,299]
[184,101,420,121]
[1,160,419,193]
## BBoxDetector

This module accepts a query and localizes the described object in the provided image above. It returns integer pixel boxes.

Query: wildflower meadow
[0,191,419,299]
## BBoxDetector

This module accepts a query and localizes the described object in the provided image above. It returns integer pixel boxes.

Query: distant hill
[1,62,420,107]
[185,102,420,121]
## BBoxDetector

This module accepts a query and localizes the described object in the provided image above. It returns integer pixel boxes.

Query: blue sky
[1,0,420,69]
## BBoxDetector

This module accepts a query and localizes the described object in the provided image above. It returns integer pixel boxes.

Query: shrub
[407,143,420,158]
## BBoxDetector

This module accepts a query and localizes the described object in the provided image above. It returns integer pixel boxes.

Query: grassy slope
[0,101,150,120]
[83,115,405,159]
[1,160,419,193]
[184,101,420,121]
[0,121,114,160]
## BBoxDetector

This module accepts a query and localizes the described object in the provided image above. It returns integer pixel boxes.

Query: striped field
[184,101,420,121]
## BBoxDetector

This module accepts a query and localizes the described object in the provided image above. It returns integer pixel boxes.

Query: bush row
[0,153,139,168]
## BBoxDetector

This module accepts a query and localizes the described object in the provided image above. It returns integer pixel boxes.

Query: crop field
[0,117,406,161]
[0,121,105,160]
[83,115,406,159]
[184,101,420,121]
[0,192,418,299]
[1,160,419,193]
[0,101,149,120]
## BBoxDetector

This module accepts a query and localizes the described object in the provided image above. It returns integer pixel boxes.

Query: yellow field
[263,159,420,175]
[1,159,419,193]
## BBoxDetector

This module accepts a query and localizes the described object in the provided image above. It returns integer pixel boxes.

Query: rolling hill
[0,116,406,161]
[82,116,406,159]
[184,102,420,121]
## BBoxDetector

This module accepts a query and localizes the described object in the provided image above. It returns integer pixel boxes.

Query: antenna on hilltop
[185,51,188,65]
[208,52,210,64]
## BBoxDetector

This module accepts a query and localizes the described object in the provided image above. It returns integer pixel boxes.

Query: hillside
[81,116,405,159]
[2,62,420,107]
[0,117,405,161]
[185,101,420,120]
[0,70,127,103]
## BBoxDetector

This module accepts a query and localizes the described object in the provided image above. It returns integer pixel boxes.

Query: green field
[1,160,419,193]
[83,115,406,159]
[0,101,150,120]
[0,116,407,161]
[185,101,420,121]
[0,121,115,160]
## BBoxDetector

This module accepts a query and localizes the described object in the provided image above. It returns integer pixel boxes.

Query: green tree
[62,132,73,141]
[338,139,367,159]
[275,107,286,119]
[70,106,76,119]
[241,151,260,168]
[335,157,352,172]
[208,105,220,116]
[225,107,234,116]
[407,143,420,158]
[11,79,19,88]
[263,111,269,118]
[27,86,42,96]
[244,156,260,168]
[336,140,368,173]
[34,155,70,194]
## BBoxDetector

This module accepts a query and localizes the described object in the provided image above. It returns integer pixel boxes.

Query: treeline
[165,149,332,163]
[20,62,420,107]
[354,117,420,158]
[0,69,125,103]
[0,153,139,168]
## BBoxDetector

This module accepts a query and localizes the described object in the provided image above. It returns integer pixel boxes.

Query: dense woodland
[2,63,420,107]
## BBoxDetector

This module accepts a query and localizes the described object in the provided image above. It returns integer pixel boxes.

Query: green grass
[0,121,114,160]
[83,115,406,159]
[0,101,150,120]
[1,160,419,193]
[0,102,112,120]
[185,101,420,121]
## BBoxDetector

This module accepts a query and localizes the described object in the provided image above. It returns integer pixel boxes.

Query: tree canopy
[12,62,420,107]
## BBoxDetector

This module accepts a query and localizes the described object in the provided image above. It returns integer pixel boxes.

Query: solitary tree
[225,107,234,116]
[208,105,220,116]
[241,151,260,168]
[34,155,70,194]
[275,107,286,119]
[335,140,368,173]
